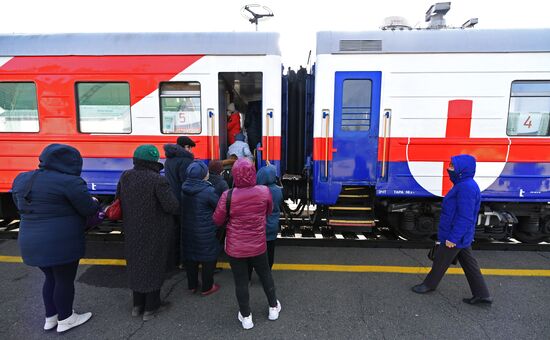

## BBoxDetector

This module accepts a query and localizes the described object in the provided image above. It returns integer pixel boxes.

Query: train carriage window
[0,82,39,132]
[342,79,372,131]
[76,82,131,134]
[160,82,201,134]
[507,81,550,136]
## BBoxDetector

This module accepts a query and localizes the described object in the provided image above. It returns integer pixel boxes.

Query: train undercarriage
[2,187,550,245]
[281,179,550,244]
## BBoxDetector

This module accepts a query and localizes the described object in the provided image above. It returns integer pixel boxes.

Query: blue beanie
[186,161,208,179]
[235,132,245,141]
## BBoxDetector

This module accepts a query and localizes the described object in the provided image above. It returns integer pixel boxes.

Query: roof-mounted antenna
[241,4,274,31]
[462,18,478,29]
[425,2,451,29]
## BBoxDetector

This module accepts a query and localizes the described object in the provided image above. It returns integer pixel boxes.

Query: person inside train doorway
[227,133,253,162]
[226,103,242,145]
[244,100,262,154]
[412,154,492,305]
[163,136,196,270]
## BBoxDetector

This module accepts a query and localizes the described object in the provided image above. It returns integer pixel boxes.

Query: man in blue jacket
[412,154,492,305]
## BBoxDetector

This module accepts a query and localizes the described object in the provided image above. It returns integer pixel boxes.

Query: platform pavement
[0,239,549,339]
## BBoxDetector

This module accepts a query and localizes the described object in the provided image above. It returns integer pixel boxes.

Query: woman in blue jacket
[181,161,221,295]
[11,144,99,332]
[412,154,492,305]
[256,165,283,268]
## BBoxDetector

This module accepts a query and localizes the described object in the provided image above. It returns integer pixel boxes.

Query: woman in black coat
[116,145,180,321]
[181,161,221,295]
[11,144,99,333]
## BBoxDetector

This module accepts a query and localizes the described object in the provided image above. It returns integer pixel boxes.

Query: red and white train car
[0,32,282,221]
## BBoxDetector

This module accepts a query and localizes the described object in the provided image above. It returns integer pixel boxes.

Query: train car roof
[317,28,550,54]
[0,32,281,56]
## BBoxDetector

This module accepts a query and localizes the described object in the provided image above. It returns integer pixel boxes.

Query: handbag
[216,189,233,243]
[85,208,106,231]
[427,242,438,261]
[427,242,458,265]
[105,198,122,221]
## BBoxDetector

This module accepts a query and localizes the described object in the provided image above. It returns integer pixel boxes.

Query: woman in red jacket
[213,158,281,330]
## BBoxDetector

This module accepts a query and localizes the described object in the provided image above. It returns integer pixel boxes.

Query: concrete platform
[0,239,549,339]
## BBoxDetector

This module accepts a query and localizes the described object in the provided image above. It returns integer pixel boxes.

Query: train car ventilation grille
[339,40,382,52]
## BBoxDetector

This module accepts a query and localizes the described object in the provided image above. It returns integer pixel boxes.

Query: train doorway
[332,71,381,184]
[218,72,263,162]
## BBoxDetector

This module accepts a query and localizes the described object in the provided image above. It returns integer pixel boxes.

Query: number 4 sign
[517,112,542,134]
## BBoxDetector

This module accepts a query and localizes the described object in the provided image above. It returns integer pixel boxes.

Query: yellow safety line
[2,256,549,277]
[80,258,127,266]
[328,219,375,224]
[328,206,372,211]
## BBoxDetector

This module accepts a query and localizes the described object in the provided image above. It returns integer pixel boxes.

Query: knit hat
[235,132,245,141]
[177,136,196,147]
[133,145,160,162]
[208,160,223,175]
[227,102,236,113]
[186,161,208,179]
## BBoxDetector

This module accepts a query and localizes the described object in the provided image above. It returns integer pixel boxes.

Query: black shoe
[131,306,143,317]
[142,301,171,321]
[462,296,493,305]
[412,284,435,294]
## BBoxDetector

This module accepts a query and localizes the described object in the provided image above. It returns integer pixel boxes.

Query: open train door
[332,71,382,184]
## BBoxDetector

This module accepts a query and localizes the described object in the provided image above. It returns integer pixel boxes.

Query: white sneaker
[44,314,58,331]
[268,300,281,320]
[57,311,92,333]
[237,312,254,330]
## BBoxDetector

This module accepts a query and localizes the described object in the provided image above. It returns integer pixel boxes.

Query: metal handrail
[381,109,391,177]
[208,109,214,160]
[323,110,330,177]
[266,109,273,165]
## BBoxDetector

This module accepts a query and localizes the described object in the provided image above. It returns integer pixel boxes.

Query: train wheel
[513,215,550,244]
[388,213,433,241]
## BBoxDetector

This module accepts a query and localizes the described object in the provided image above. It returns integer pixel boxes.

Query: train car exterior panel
[0,37,282,196]
[312,45,550,204]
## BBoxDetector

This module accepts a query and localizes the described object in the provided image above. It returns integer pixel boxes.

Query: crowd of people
[11,134,284,332]
[10,105,491,333]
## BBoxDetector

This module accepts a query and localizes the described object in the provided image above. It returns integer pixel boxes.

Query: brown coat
[116,159,179,292]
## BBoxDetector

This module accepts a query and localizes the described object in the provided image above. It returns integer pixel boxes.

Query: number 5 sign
[517,112,542,134]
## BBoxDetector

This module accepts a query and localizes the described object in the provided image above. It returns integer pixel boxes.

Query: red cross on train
[1,10,549,244]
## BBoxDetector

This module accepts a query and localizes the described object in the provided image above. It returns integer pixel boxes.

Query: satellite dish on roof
[381,16,412,30]
[241,4,274,31]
